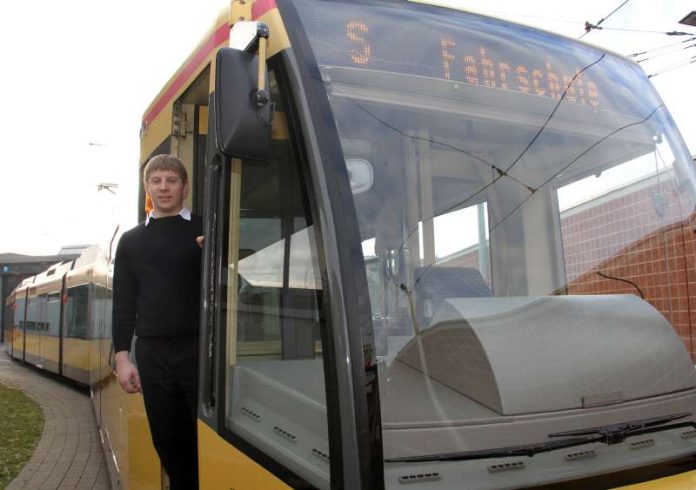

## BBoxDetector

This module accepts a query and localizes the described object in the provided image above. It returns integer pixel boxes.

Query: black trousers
[136,335,199,490]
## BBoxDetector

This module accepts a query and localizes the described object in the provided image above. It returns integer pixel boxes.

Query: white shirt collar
[145,207,191,226]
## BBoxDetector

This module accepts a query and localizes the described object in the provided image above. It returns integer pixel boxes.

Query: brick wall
[561,175,696,358]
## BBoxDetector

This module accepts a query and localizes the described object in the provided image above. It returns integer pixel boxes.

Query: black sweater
[112,214,203,353]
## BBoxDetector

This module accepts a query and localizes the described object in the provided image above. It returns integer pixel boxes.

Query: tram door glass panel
[13,295,26,351]
[222,70,331,489]
[93,284,111,340]
[66,285,90,339]
[25,294,41,331]
[46,293,61,337]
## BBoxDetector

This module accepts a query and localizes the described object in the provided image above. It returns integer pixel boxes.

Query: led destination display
[296,0,660,116]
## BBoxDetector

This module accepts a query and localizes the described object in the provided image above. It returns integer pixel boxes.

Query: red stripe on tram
[142,23,229,127]
[252,0,278,20]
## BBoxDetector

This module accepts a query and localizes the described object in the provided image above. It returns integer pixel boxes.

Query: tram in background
[3,244,162,489]
[6,0,696,488]
[4,247,105,383]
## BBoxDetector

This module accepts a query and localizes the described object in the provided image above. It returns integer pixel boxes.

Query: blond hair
[143,154,188,183]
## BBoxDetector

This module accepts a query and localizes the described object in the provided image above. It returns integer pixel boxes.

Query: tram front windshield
[295,0,696,487]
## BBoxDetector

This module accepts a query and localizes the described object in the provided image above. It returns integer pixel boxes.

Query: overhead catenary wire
[635,43,696,63]
[648,56,696,78]
[490,105,664,232]
[628,36,696,58]
[579,0,631,39]
[584,25,695,36]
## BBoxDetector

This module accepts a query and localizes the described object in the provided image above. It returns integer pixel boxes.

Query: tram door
[12,289,27,359]
[3,294,13,356]
[93,269,113,426]
[41,289,62,374]
[200,66,335,489]
[24,288,39,364]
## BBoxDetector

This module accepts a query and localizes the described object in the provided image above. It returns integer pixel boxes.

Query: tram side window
[66,285,90,339]
[24,295,45,331]
[222,69,330,489]
[93,285,112,339]
[236,217,283,348]
[46,293,62,336]
[14,297,26,330]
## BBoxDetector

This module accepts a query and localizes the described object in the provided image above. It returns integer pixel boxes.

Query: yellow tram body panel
[22,331,39,355]
[126,392,163,490]
[64,338,93,383]
[23,333,57,369]
[11,327,23,357]
[18,334,91,379]
[39,334,59,371]
[198,421,291,490]
[61,338,91,369]
[98,369,162,490]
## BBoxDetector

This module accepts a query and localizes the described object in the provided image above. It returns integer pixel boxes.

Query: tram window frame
[212,59,335,490]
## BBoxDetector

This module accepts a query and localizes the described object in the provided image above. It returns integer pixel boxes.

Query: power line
[648,56,696,78]
[636,43,696,63]
[628,37,696,58]
[502,54,607,177]
[584,25,695,36]
[580,0,631,39]
[490,105,664,232]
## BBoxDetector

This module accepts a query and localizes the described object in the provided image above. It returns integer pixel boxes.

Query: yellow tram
[7,0,696,488]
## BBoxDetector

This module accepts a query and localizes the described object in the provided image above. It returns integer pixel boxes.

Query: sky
[0,0,693,256]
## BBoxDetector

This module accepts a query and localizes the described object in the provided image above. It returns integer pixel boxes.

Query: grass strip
[0,383,43,489]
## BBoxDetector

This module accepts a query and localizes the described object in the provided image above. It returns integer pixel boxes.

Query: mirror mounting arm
[256,24,270,108]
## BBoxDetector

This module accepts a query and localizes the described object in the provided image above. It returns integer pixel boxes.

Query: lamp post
[89,142,121,250]
[97,183,119,194]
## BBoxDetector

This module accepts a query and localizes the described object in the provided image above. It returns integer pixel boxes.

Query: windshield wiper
[386,412,695,463]
[385,437,597,463]
[548,411,693,444]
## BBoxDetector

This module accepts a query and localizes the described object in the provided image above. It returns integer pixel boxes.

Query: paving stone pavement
[0,349,111,490]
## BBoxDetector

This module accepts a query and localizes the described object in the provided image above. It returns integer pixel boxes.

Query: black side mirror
[214,47,272,160]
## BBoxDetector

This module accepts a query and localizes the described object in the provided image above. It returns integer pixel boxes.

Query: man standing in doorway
[112,154,203,490]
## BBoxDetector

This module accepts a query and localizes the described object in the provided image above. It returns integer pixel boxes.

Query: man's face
[144,170,188,216]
